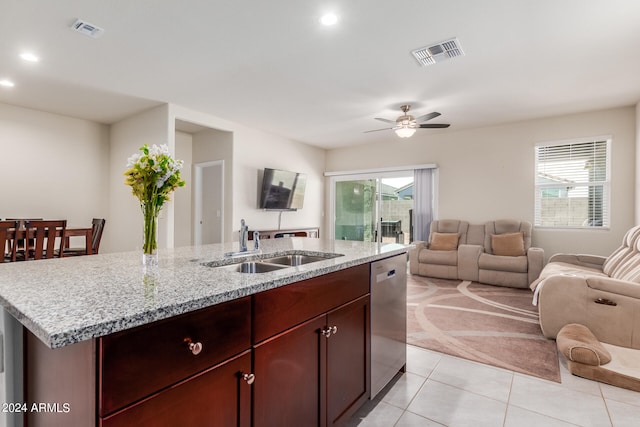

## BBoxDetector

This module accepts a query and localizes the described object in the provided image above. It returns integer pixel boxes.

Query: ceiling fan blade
[364,127,393,133]
[374,117,396,124]
[419,123,450,129]
[414,112,441,123]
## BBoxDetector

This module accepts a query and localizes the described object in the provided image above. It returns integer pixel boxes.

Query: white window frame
[534,136,611,230]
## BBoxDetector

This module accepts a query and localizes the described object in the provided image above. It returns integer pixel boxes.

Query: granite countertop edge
[0,239,410,349]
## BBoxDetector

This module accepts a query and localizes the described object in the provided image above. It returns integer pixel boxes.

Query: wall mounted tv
[259,168,307,210]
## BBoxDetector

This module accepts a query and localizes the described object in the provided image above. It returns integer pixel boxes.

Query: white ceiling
[1,1,640,149]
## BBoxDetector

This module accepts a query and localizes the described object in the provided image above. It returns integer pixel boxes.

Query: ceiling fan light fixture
[320,13,338,26]
[395,127,416,138]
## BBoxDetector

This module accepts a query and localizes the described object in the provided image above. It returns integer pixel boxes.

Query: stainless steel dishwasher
[370,253,407,398]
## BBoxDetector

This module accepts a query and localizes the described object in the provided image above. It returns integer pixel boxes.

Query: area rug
[407,275,561,382]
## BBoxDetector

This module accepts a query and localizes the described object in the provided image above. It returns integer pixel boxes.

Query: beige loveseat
[409,219,544,289]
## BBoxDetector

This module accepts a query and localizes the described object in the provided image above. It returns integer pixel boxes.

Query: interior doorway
[194,160,224,245]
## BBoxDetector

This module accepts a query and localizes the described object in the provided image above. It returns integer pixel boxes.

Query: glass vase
[142,206,159,267]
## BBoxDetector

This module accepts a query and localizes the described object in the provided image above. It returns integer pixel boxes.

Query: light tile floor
[348,345,640,427]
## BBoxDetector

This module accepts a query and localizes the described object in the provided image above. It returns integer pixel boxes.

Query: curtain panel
[413,168,433,242]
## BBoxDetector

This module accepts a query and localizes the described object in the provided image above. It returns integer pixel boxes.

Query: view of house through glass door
[333,173,414,244]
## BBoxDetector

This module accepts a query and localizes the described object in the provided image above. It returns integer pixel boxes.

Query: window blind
[534,139,610,228]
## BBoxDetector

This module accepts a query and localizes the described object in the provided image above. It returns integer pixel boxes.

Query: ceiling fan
[364,105,450,138]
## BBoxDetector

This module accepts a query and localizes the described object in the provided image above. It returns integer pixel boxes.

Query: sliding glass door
[332,173,414,244]
[335,179,377,241]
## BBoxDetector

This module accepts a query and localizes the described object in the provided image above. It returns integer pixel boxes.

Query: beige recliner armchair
[474,220,544,289]
[409,219,469,279]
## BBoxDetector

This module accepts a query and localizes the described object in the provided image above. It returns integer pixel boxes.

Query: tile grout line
[501,374,515,427]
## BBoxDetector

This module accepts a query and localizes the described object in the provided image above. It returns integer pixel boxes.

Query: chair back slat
[91,218,106,254]
[0,220,18,263]
[25,220,67,260]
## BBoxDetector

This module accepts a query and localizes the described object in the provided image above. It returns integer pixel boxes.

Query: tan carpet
[407,274,561,383]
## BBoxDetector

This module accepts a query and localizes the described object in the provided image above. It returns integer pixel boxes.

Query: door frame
[193,160,225,245]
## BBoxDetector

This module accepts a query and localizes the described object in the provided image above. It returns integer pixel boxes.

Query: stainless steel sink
[224,262,288,273]
[261,254,332,266]
[206,251,343,273]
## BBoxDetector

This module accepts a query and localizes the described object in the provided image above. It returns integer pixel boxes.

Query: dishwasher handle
[375,269,396,283]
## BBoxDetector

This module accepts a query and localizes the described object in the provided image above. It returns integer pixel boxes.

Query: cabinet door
[253,314,327,427]
[100,351,252,427]
[327,295,370,426]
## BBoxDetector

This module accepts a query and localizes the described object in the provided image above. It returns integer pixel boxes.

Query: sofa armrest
[548,253,607,270]
[537,273,640,344]
[458,244,483,281]
[527,247,545,285]
[536,274,590,338]
[585,276,640,299]
[409,241,428,274]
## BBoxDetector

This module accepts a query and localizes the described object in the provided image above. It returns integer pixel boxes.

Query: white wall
[174,131,193,247]
[170,105,325,242]
[326,106,636,258]
[0,103,109,246]
[636,102,640,225]
[232,128,325,238]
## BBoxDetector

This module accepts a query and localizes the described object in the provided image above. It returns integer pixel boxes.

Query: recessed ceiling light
[20,52,39,62]
[0,79,15,88]
[320,13,338,26]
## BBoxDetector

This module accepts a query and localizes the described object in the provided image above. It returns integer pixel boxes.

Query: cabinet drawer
[99,296,251,416]
[254,264,369,343]
[101,350,252,427]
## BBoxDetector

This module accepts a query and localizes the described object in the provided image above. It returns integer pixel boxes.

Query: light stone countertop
[0,238,409,349]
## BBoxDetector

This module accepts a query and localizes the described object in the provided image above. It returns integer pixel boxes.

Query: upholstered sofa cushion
[430,232,459,251]
[491,232,525,256]
[602,225,640,277]
[419,249,458,266]
[557,324,612,366]
[478,253,528,273]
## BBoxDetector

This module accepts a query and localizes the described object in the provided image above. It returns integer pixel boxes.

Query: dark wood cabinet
[98,296,252,417]
[25,297,253,427]
[254,314,327,427]
[24,264,373,427]
[252,265,370,427]
[327,296,370,426]
[100,350,252,427]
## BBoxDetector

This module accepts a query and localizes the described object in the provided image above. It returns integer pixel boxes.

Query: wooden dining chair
[24,220,67,260]
[0,220,18,263]
[63,218,106,256]
[6,218,43,259]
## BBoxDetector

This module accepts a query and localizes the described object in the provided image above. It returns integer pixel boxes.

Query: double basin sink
[214,252,342,274]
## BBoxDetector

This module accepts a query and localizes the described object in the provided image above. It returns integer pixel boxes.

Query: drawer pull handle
[594,298,617,306]
[184,337,203,355]
[242,373,255,385]
[321,325,338,338]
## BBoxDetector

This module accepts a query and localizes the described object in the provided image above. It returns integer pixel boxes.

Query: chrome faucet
[239,219,249,252]
[253,231,260,251]
[224,220,259,258]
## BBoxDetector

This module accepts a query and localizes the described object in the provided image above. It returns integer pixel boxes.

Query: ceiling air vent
[70,19,105,38]
[411,37,464,67]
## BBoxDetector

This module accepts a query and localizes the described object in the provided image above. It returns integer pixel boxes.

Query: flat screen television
[259,168,307,210]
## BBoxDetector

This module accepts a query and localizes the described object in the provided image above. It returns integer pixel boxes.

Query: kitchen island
[0,238,408,427]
